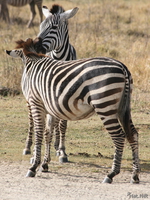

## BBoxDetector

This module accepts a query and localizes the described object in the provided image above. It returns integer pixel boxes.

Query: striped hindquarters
[27,57,130,122]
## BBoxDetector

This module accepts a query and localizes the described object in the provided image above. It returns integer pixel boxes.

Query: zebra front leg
[26,106,45,177]
[128,120,140,183]
[23,103,34,155]
[26,131,43,177]
[58,119,68,163]
[41,115,55,172]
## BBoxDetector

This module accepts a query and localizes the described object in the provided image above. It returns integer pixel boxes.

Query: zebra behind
[34,5,77,60]
[23,5,78,163]
[0,0,43,28]
[6,38,140,184]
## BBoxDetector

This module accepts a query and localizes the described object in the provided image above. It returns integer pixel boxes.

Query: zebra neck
[51,38,71,61]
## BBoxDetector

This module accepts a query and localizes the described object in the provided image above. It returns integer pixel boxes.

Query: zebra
[34,5,77,60]
[0,0,43,28]
[23,4,78,163]
[6,38,140,184]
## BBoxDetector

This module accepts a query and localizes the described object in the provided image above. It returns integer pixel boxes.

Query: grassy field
[0,0,150,174]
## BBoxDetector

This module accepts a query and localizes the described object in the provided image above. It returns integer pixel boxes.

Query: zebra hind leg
[0,1,10,23]
[27,1,36,28]
[101,117,125,184]
[36,1,43,24]
[127,119,140,184]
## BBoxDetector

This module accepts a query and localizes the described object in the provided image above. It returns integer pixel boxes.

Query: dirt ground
[0,161,150,200]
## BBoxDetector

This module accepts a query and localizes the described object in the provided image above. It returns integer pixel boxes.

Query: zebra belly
[70,99,95,120]
[46,99,95,121]
[68,104,95,121]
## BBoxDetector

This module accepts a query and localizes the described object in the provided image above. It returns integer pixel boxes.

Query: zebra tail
[118,77,132,142]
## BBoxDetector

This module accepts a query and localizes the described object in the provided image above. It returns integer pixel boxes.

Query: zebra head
[5,49,23,59]
[5,49,25,65]
[34,4,79,54]
[6,38,46,62]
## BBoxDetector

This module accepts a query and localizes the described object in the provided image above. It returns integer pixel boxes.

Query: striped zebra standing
[6,38,140,184]
[23,5,78,163]
[0,0,43,27]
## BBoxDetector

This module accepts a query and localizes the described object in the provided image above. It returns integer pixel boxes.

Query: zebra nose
[5,50,11,55]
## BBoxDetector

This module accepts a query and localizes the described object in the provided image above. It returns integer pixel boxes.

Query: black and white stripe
[23,5,78,163]
[34,5,78,61]
[6,39,140,183]
[0,0,43,27]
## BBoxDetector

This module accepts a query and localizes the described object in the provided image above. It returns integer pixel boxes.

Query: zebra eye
[52,25,58,29]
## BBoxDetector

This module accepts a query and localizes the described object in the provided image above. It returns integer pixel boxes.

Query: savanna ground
[0,0,150,199]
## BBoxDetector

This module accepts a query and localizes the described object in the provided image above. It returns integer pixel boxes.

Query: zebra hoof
[102,176,112,184]
[23,149,31,155]
[59,156,68,163]
[26,170,36,177]
[41,168,48,173]
[130,174,140,184]
[41,163,49,172]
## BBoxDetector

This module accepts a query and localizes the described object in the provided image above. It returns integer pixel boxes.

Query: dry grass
[0,0,150,174]
[0,0,150,91]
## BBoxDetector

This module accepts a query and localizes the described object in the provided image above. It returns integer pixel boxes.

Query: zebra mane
[15,38,47,58]
[50,4,65,14]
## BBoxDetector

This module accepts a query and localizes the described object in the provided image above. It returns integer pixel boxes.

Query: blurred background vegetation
[0,0,150,92]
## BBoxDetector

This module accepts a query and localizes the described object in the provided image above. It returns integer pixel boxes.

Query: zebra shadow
[140,161,150,173]
[36,158,150,181]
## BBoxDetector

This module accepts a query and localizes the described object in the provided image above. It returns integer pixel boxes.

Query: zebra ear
[42,6,52,18]
[60,7,79,21]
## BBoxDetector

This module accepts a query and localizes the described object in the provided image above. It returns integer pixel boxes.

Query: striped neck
[51,36,71,61]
